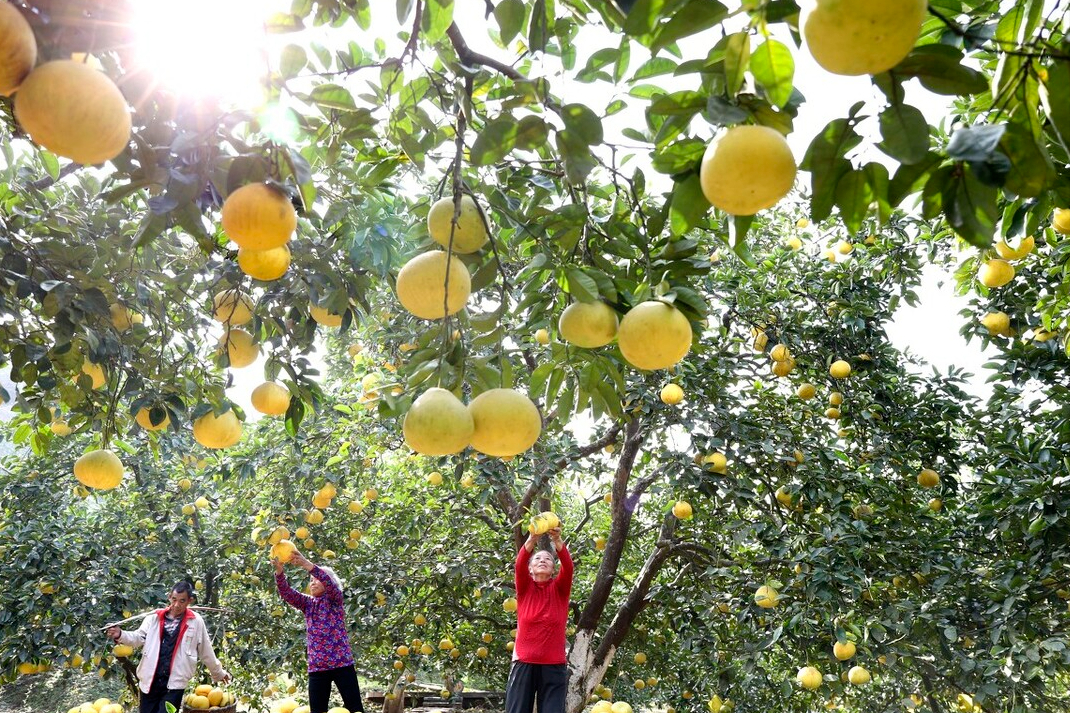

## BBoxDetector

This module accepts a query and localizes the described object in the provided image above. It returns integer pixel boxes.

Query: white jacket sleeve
[118,615,152,648]
[196,621,228,681]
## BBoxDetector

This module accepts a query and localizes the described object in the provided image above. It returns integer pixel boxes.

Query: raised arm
[515,540,534,597]
[550,527,573,594]
[275,566,312,612]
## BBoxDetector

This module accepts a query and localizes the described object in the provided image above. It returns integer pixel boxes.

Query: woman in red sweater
[507,524,574,713]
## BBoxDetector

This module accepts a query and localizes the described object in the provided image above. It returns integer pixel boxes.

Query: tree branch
[445,23,526,81]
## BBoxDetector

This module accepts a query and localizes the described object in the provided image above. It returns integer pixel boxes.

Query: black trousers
[309,664,364,713]
[139,676,184,713]
[506,661,569,713]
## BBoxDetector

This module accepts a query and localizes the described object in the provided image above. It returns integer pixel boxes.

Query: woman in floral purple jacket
[275,548,364,713]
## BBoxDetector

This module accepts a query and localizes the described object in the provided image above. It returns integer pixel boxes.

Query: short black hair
[171,581,195,598]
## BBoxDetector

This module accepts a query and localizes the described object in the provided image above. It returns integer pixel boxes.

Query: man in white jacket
[106,581,230,713]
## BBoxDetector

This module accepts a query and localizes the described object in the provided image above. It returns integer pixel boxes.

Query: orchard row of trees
[0,1,1069,713]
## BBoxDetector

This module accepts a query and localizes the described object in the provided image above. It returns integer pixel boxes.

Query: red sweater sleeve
[555,544,573,597]
[515,545,532,597]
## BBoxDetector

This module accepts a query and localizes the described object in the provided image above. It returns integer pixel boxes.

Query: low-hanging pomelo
[427,194,489,253]
[467,388,541,458]
[74,449,124,490]
[558,301,619,348]
[0,2,36,96]
[192,409,243,449]
[801,0,927,76]
[251,382,290,416]
[617,301,692,371]
[699,125,796,216]
[403,387,474,456]
[396,251,471,320]
[221,183,296,250]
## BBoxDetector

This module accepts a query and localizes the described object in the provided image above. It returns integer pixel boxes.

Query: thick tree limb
[445,23,526,80]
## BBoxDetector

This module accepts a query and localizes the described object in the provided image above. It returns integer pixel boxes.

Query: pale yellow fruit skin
[81,360,107,389]
[310,304,343,327]
[0,3,35,96]
[559,301,619,348]
[797,383,816,399]
[403,387,474,456]
[427,195,489,253]
[238,245,291,280]
[847,665,871,685]
[672,500,692,519]
[978,259,1014,288]
[796,666,822,690]
[74,449,124,490]
[221,183,296,250]
[270,539,297,563]
[617,301,692,371]
[212,290,253,326]
[109,303,141,331]
[15,61,130,164]
[802,0,927,76]
[833,640,856,661]
[754,585,779,608]
[660,383,684,405]
[468,388,542,458]
[829,360,851,379]
[193,409,243,449]
[918,468,940,488]
[995,236,1034,261]
[699,125,796,215]
[396,251,472,320]
[219,328,259,368]
[251,382,290,416]
[980,312,1011,336]
[1053,208,1070,235]
[135,407,170,431]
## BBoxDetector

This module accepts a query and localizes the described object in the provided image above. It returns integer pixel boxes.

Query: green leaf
[649,90,708,117]
[565,269,599,302]
[397,0,415,23]
[891,45,987,95]
[560,103,604,145]
[669,173,710,236]
[889,152,941,206]
[280,44,307,78]
[877,103,929,165]
[834,169,872,236]
[613,37,631,84]
[650,0,728,52]
[470,118,518,166]
[705,96,750,126]
[632,57,678,81]
[729,215,755,266]
[622,0,667,36]
[723,32,750,96]
[943,165,998,248]
[1040,61,1070,151]
[265,12,305,33]
[529,0,549,52]
[40,152,59,181]
[555,130,597,184]
[309,84,357,112]
[1000,118,1055,198]
[802,115,862,222]
[947,125,1006,162]
[515,116,549,150]
[494,0,525,45]
[421,0,454,43]
[749,39,794,109]
[652,139,706,175]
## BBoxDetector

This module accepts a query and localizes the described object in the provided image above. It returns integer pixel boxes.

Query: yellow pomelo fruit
[660,383,684,405]
[187,695,209,710]
[268,526,290,545]
[829,391,843,406]
[802,0,927,76]
[771,358,795,377]
[847,665,870,685]
[219,328,259,368]
[829,360,851,379]
[754,585,779,608]
[672,500,692,520]
[193,409,243,449]
[980,311,1011,336]
[305,508,324,524]
[112,644,133,658]
[403,387,474,455]
[770,344,790,362]
[837,240,853,255]
[93,698,112,709]
[833,640,856,661]
[618,301,692,370]
[270,539,297,563]
[221,183,296,250]
[427,194,489,253]
[426,471,443,486]
[74,449,124,490]
[796,383,816,400]
[917,468,940,488]
[503,597,518,613]
[212,289,254,325]
[15,61,131,164]
[50,420,72,437]
[238,245,291,280]
[995,235,1034,261]
[467,388,542,458]
[109,303,142,331]
[195,685,213,697]
[1053,208,1070,234]
[310,303,344,327]
[703,452,728,474]
[0,2,35,96]
[295,526,310,540]
[207,689,224,706]
[81,360,106,389]
[978,259,1014,288]
[699,125,796,216]
[796,666,821,690]
[558,301,619,348]
[535,328,550,345]
[135,407,170,431]
[396,251,471,319]
[251,382,290,416]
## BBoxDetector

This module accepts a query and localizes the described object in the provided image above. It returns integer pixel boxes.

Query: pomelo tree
[1,1,1070,712]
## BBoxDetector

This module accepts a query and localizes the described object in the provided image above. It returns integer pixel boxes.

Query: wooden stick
[99,606,232,631]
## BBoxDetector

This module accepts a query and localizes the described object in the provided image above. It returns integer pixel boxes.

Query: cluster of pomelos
[65,698,125,713]
[183,683,236,710]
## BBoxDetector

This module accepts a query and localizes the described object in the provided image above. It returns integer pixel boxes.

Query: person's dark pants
[309,664,364,713]
[139,676,184,713]
[506,661,569,713]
